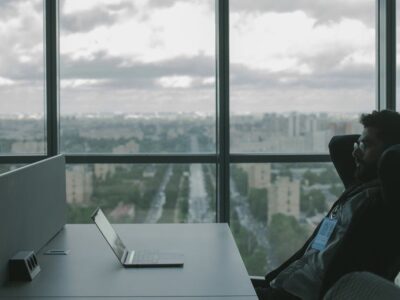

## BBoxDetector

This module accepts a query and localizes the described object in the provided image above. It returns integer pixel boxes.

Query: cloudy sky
[0,0,385,115]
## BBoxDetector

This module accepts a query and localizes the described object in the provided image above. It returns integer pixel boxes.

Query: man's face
[352,127,385,182]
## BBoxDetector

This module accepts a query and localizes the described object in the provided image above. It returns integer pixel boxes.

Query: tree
[67,204,97,224]
[248,188,268,222]
[300,189,328,216]
[302,170,319,186]
[269,214,309,265]
[231,166,248,196]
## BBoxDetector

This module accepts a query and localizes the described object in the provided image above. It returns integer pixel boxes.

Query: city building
[66,165,93,204]
[94,164,116,180]
[245,164,272,190]
[267,176,300,223]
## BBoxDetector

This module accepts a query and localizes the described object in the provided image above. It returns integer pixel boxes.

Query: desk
[0,224,257,299]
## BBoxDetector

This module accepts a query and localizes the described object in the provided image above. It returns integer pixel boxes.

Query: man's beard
[354,161,378,183]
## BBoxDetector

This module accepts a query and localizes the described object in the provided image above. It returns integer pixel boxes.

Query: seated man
[256,110,400,300]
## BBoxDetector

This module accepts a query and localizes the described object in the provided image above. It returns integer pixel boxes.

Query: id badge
[310,217,338,251]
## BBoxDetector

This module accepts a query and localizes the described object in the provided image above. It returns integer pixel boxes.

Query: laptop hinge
[128,251,135,264]
[122,250,129,264]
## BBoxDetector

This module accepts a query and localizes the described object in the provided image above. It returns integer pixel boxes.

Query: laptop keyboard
[132,251,160,264]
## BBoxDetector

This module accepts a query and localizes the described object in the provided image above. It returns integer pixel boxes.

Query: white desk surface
[0,223,257,299]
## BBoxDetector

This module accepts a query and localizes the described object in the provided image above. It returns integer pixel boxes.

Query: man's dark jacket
[264,179,400,299]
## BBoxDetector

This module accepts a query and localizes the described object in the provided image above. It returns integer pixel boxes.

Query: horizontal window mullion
[0,156,47,164]
[230,154,331,163]
[0,154,333,165]
[65,154,218,164]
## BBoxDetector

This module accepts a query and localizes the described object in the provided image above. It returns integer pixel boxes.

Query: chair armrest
[251,276,267,288]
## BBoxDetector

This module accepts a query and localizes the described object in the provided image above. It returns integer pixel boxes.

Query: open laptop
[91,207,184,267]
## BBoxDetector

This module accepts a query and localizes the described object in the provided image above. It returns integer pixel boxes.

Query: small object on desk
[9,251,41,281]
[44,249,70,255]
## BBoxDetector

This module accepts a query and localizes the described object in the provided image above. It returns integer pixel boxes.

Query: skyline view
[0,111,364,155]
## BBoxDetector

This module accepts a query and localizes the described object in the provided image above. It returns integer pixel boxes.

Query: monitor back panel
[0,155,67,284]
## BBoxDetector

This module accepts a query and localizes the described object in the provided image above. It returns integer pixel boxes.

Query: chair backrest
[379,144,400,210]
[329,135,400,279]
[377,144,400,277]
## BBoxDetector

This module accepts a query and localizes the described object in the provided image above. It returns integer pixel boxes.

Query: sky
[0,0,387,116]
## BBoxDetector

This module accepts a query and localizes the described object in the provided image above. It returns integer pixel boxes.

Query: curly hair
[360,110,400,147]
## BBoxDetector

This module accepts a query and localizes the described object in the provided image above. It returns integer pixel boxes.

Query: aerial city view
[0,111,360,275]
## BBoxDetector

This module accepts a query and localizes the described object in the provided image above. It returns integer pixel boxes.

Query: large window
[0,0,45,154]
[58,0,216,226]
[229,0,375,276]
[60,0,215,154]
[1,0,396,277]
[230,0,375,153]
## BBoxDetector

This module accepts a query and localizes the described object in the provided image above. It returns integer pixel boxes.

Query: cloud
[60,0,137,33]
[60,52,215,88]
[230,62,374,90]
[60,0,215,62]
[157,76,193,88]
[230,10,374,74]
[0,76,15,86]
[229,0,374,27]
[0,0,380,116]
[0,0,43,82]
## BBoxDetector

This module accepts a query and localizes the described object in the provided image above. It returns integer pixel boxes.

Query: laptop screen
[91,208,127,262]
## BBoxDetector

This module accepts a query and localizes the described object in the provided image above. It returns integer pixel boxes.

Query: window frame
[0,0,396,225]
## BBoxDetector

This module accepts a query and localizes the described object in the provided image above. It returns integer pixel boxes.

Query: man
[256,110,400,300]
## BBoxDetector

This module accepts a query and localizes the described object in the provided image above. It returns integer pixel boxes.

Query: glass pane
[0,1,45,154]
[230,0,375,153]
[0,164,25,175]
[66,164,216,224]
[230,163,342,276]
[60,0,216,154]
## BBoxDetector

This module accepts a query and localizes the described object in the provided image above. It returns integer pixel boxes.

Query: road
[142,135,274,268]
[144,164,173,223]
[144,135,213,224]
[230,178,276,269]
[188,136,214,222]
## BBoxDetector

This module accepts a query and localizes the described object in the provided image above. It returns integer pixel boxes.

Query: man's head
[353,110,400,182]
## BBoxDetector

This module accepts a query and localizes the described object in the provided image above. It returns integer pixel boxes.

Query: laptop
[91,207,184,267]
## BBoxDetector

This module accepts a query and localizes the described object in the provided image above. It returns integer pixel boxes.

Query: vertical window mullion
[45,0,59,156]
[377,0,396,110]
[216,0,230,223]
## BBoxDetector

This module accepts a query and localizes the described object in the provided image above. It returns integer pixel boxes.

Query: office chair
[323,141,400,299]
[251,135,400,296]
[250,134,359,289]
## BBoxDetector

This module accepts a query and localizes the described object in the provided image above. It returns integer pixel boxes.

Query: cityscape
[0,111,363,275]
